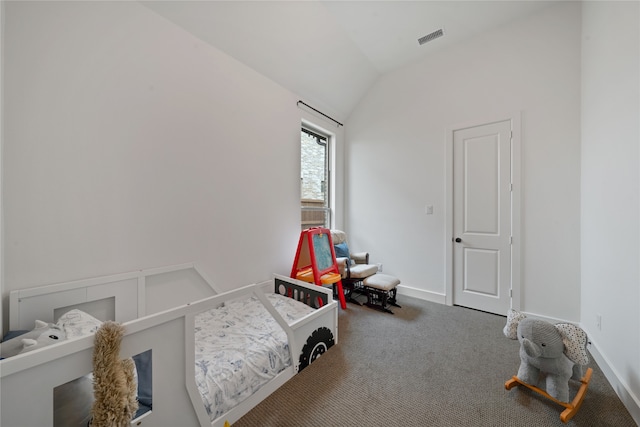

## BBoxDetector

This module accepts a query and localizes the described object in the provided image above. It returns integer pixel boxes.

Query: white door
[453,120,512,315]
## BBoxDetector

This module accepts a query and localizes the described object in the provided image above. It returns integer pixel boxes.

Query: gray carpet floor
[234,294,637,426]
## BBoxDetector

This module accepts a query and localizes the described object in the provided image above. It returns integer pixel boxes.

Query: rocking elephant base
[505,367,593,423]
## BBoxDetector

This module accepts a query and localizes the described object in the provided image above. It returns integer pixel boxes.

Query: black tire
[298,327,335,371]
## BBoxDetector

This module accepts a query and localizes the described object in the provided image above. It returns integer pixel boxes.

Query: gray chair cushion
[363,273,400,291]
[348,263,379,279]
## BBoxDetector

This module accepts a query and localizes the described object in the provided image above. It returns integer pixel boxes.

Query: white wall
[581,1,640,421]
[1,1,337,329]
[0,0,5,335]
[346,2,582,320]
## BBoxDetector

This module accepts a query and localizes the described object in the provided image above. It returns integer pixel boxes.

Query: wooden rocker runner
[505,367,593,423]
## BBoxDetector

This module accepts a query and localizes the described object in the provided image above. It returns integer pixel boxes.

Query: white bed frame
[0,263,338,427]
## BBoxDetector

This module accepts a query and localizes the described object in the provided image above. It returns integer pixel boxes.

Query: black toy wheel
[298,327,335,371]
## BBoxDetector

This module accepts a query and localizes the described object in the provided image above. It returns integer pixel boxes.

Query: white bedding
[194,293,315,421]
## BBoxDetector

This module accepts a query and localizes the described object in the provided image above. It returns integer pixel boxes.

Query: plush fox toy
[90,321,138,427]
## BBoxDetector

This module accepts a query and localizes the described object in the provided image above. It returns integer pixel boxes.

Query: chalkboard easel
[290,227,346,309]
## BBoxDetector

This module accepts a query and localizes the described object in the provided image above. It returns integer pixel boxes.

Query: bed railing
[1,268,338,427]
[8,262,221,332]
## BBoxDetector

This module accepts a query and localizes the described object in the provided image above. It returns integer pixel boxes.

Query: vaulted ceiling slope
[141,0,558,122]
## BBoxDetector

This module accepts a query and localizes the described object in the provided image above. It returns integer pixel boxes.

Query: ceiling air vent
[418,28,444,45]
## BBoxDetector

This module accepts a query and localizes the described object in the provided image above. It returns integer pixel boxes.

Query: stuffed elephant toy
[504,309,589,402]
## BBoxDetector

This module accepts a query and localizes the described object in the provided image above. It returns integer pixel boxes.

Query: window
[301,127,330,230]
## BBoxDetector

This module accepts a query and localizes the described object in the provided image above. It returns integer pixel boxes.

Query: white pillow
[56,309,103,338]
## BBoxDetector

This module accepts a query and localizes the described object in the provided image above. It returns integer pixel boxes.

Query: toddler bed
[0,263,338,427]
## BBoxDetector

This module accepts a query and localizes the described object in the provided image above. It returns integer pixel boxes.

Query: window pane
[301,129,329,229]
[301,206,329,231]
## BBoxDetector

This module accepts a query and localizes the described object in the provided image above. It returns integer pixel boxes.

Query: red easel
[291,227,347,309]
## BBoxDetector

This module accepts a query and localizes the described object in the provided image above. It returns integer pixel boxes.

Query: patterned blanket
[194,293,315,420]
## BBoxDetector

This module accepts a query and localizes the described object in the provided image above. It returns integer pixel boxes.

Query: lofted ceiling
[142,0,559,121]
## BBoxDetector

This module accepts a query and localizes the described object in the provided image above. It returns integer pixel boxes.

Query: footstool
[362,273,401,314]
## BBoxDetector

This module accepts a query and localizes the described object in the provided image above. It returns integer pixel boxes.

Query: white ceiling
[142,0,559,121]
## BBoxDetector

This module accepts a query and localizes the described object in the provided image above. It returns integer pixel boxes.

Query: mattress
[194,293,315,420]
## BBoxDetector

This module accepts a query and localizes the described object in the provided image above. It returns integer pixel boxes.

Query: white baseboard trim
[520,311,567,324]
[396,284,446,305]
[584,334,640,425]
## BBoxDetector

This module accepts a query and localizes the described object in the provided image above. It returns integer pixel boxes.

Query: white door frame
[444,112,522,312]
